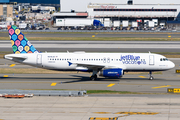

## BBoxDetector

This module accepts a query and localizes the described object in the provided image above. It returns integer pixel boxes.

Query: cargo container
[132,22,138,27]
[113,21,120,27]
[122,21,128,27]
[104,21,111,27]
[147,21,155,27]
[152,19,158,26]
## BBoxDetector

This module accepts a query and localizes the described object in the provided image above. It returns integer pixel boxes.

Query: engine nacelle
[99,68,123,78]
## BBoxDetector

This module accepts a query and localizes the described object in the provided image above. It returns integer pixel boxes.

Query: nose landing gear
[149,71,154,80]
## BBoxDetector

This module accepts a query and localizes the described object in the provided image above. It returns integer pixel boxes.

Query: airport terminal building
[55,0,180,29]
[60,0,180,20]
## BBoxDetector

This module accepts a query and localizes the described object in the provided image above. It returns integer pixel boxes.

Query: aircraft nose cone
[170,61,175,69]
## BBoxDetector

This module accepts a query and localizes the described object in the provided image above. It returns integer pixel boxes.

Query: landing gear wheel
[149,71,154,80]
[90,74,97,81]
[149,76,154,80]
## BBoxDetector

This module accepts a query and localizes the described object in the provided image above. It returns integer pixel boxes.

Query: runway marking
[9,64,15,67]
[139,76,146,78]
[3,75,8,77]
[92,35,95,37]
[152,85,171,89]
[51,83,57,86]
[107,83,115,87]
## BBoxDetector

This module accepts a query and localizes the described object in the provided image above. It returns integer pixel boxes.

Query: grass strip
[87,90,139,94]
[20,89,175,95]
[1,31,180,34]
[0,37,179,41]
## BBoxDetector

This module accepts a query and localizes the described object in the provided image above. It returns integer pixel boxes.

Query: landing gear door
[37,54,42,64]
[149,55,154,65]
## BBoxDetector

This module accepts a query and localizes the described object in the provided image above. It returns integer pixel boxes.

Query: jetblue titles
[120,55,146,65]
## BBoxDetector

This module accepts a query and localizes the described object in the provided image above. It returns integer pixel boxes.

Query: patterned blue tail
[8,25,39,54]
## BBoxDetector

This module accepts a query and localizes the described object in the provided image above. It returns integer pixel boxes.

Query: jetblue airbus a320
[4,25,175,80]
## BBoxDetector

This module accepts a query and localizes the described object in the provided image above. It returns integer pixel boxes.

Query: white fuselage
[5,52,175,72]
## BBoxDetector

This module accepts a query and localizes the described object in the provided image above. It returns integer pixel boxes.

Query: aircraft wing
[68,61,125,70]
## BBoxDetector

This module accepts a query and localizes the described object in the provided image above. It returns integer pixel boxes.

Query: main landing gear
[90,70,98,80]
[149,71,154,80]
[90,74,97,81]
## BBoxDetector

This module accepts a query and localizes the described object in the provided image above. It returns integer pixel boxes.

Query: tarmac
[0,95,180,120]
[1,40,180,52]
[1,32,180,38]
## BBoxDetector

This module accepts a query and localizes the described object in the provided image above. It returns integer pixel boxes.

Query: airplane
[4,25,175,80]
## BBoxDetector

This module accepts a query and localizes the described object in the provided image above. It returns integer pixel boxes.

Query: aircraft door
[149,55,154,65]
[37,54,42,64]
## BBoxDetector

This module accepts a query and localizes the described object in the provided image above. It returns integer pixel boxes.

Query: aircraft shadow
[0,75,167,84]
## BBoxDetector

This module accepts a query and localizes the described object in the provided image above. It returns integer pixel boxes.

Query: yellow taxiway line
[139,76,146,78]
[9,64,16,67]
[107,83,115,87]
[152,85,171,89]
[51,83,57,86]
[3,75,8,77]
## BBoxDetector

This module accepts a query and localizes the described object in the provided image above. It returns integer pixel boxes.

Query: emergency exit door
[149,55,154,65]
[37,54,42,64]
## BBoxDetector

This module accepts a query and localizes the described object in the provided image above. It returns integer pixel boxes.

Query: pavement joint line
[89,117,118,120]
[94,112,111,114]
[107,83,115,87]
[139,76,146,78]
[9,64,15,67]
[0,82,53,84]
[3,75,8,77]
[51,83,57,86]
[152,85,171,89]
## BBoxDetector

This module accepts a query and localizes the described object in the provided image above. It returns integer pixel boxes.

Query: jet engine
[99,68,123,78]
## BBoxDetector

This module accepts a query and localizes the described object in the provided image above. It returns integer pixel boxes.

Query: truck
[56,18,93,27]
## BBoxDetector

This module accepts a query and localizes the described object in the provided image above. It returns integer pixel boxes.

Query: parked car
[38,28,43,30]
[45,28,50,30]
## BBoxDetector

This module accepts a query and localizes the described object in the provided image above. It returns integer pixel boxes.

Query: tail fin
[7,25,39,54]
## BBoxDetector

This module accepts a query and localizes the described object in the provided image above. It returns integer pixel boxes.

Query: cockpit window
[160,58,168,61]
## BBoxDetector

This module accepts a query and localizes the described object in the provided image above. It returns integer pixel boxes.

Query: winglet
[7,25,39,54]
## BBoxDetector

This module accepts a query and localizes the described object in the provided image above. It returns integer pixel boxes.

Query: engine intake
[99,68,123,78]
